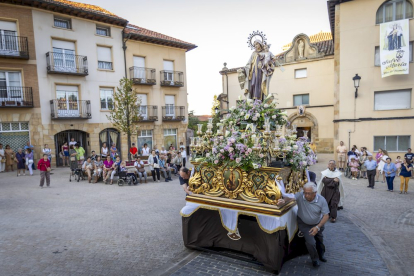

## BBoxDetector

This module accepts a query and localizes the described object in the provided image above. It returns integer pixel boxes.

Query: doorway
[54,130,88,167]
[99,128,121,159]
[297,127,311,142]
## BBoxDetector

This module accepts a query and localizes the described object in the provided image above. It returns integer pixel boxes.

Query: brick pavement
[0,154,412,275]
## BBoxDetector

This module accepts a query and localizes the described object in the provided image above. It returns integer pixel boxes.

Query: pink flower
[259,154,264,158]
[236,158,241,163]
[247,148,253,153]
[230,138,236,143]
[214,160,219,164]
[220,149,224,153]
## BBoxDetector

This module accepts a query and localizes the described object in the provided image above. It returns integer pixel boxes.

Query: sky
[86,0,331,115]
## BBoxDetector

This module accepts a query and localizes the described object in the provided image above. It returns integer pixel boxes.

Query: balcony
[0,87,33,107]
[0,35,29,59]
[46,52,88,76]
[160,70,184,87]
[162,106,185,121]
[50,99,91,120]
[129,67,156,85]
[136,105,158,122]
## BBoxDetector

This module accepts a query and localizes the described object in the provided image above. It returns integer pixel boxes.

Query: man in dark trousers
[364,155,378,188]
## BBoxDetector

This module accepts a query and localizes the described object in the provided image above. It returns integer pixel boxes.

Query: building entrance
[54,130,88,167]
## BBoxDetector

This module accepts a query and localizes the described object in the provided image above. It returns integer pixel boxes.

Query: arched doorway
[287,111,319,143]
[99,128,121,158]
[54,130,88,167]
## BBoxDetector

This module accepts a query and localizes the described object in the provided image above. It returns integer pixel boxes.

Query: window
[164,129,177,149]
[0,122,30,152]
[138,130,153,152]
[0,71,22,102]
[56,85,79,117]
[163,60,174,81]
[133,56,146,79]
[376,0,413,24]
[96,26,110,36]
[374,136,410,151]
[52,40,76,72]
[375,42,413,66]
[295,68,307,78]
[293,94,309,106]
[0,21,18,53]
[100,88,114,110]
[54,17,71,29]
[97,46,112,70]
[137,94,148,118]
[374,89,411,110]
[165,95,175,117]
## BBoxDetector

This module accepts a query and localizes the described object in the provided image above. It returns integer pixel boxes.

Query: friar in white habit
[317,160,345,223]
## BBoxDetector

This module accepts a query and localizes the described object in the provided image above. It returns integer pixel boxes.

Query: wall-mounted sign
[380,19,409,78]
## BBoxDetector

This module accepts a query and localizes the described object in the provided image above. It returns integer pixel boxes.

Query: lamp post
[353,74,361,98]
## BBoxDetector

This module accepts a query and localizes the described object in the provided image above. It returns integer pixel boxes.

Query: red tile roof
[52,0,121,18]
[282,31,332,51]
[125,24,197,51]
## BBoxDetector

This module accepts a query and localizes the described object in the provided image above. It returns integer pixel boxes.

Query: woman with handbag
[5,145,14,172]
[148,150,160,182]
[15,148,26,176]
[69,145,78,173]
[0,143,5,172]
[37,154,51,188]
[134,157,147,183]
[26,148,34,176]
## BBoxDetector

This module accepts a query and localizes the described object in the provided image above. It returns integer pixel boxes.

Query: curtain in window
[385,3,394,22]
[99,131,107,144]
[396,1,404,20]
[376,5,384,23]
[406,0,414,18]
[109,131,118,147]
[374,137,386,151]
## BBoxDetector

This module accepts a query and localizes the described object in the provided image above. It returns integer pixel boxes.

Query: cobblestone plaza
[0,155,412,276]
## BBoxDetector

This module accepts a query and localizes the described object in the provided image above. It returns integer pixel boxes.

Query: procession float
[180,31,316,273]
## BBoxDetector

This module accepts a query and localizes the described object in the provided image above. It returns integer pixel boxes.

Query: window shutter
[165,95,175,105]
[374,90,411,110]
[0,21,17,31]
[97,46,112,62]
[163,60,174,71]
[52,40,75,50]
[56,85,78,92]
[134,57,145,67]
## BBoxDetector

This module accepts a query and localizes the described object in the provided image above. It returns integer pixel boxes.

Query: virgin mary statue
[238,40,273,100]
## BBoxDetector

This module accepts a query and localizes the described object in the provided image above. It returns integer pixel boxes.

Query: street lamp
[353,74,361,98]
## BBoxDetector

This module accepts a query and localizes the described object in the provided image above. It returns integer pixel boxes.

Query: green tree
[106,78,141,157]
[188,110,200,133]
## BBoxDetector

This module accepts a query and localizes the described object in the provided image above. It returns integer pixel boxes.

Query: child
[349,157,360,180]
[395,156,402,176]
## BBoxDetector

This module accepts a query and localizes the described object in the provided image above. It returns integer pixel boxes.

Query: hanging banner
[380,19,409,78]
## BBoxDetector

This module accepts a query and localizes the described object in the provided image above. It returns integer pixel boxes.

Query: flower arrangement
[278,136,317,171]
[202,132,265,172]
[222,95,287,131]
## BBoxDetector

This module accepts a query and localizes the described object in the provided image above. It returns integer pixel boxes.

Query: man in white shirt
[134,157,147,183]
[180,148,187,168]
[69,138,77,147]
[161,146,167,155]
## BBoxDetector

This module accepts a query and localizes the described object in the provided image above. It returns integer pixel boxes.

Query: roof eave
[0,0,128,27]
[127,32,197,51]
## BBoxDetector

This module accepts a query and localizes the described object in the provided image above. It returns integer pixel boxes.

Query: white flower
[206,153,210,157]
[252,116,258,121]
[225,130,230,137]
[244,114,250,120]
[272,115,276,119]
[264,104,269,108]
[293,145,299,150]
[230,106,236,111]
[286,146,291,151]
[247,99,253,104]
[241,112,245,116]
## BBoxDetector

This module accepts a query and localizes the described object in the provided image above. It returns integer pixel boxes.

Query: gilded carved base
[189,163,304,207]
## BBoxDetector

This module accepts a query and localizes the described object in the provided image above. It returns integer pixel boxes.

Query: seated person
[159,155,172,182]
[349,157,360,180]
[109,156,122,185]
[173,152,183,174]
[90,150,98,161]
[130,143,138,159]
[134,157,147,184]
[93,156,104,183]
[103,156,114,184]
[82,157,94,183]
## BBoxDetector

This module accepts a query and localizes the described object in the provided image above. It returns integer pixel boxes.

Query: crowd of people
[336,142,413,193]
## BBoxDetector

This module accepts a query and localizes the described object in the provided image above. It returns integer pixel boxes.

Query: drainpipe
[122,28,130,78]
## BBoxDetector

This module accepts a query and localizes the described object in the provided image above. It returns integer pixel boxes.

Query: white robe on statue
[317,169,345,207]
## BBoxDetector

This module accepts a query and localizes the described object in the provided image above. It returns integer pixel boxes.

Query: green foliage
[106,78,141,137]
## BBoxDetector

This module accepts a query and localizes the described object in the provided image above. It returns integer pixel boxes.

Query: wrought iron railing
[162,106,185,121]
[160,70,184,87]
[0,87,33,107]
[46,52,88,75]
[50,99,91,119]
[129,67,156,85]
[136,105,158,121]
[0,35,29,59]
